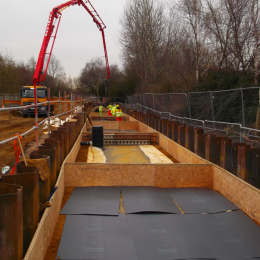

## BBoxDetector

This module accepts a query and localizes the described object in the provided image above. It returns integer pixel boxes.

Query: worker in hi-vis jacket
[116,106,122,121]
[98,105,103,115]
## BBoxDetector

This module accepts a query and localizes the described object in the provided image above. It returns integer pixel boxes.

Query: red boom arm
[33,0,111,86]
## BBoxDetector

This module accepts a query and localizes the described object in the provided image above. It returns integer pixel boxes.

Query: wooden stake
[17,136,28,167]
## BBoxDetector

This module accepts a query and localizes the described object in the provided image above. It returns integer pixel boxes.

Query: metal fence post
[186,93,192,118]
[209,92,215,122]
[240,88,246,127]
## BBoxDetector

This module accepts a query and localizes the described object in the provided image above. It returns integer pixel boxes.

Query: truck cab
[20,86,51,117]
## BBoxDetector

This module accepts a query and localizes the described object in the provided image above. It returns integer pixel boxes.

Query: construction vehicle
[20,85,53,117]
[31,0,111,121]
[2,0,110,118]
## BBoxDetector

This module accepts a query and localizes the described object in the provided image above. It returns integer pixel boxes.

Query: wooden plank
[213,165,260,226]
[24,123,85,260]
[64,163,213,188]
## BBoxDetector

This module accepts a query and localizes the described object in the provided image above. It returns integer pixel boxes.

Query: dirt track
[0,103,72,170]
[0,111,36,169]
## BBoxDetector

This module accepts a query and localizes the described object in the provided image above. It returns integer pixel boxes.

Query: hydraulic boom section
[33,0,110,86]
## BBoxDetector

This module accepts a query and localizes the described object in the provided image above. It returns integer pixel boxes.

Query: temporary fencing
[127,87,260,140]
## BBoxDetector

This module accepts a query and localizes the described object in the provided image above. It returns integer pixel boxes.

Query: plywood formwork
[129,115,209,164]
[92,120,139,131]
[25,112,260,260]
[24,123,86,260]
[213,165,260,226]
[128,115,260,225]
[64,163,213,188]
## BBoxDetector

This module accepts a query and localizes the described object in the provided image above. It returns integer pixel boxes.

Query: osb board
[90,112,129,119]
[92,120,139,131]
[65,124,86,163]
[23,167,64,260]
[128,115,208,164]
[64,163,213,188]
[24,123,86,260]
[213,165,260,226]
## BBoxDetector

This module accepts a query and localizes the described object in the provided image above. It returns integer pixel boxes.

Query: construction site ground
[0,103,72,170]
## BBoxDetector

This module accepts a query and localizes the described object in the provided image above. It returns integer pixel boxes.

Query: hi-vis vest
[111,106,116,116]
[116,109,122,117]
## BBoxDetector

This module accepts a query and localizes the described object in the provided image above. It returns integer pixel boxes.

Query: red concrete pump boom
[31,0,110,146]
[33,0,111,86]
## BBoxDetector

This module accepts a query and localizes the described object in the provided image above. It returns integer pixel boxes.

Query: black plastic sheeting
[58,212,260,260]
[127,212,260,259]
[122,187,179,214]
[58,215,137,260]
[61,187,120,216]
[61,187,238,216]
[171,188,237,214]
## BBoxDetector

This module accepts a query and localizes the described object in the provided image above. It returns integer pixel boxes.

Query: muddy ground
[0,103,72,170]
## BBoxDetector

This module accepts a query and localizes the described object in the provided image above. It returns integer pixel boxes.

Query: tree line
[0,54,74,96]
[119,0,260,93]
[2,0,260,99]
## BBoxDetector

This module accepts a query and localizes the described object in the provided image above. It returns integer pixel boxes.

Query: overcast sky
[0,0,130,78]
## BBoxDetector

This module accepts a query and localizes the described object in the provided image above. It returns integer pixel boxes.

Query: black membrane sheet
[122,187,179,214]
[58,212,260,260]
[171,188,238,213]
[57,215,138,260]
[126,211,260,259]
[61,187,120,216]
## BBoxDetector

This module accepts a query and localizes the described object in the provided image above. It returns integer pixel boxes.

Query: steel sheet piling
[177,124,185,145]
[0,183,23,260]
[194,128,204,157]
[237,143,248,180]
[2,169,39,256]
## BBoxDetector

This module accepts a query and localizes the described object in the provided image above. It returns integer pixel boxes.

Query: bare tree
[27,57,36,72]
[250,0,260,85]
[48,56,65,79]
[121,0,167,92]
[79,58,106,96]
[178,0,206,82]
[250,0,260,129]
